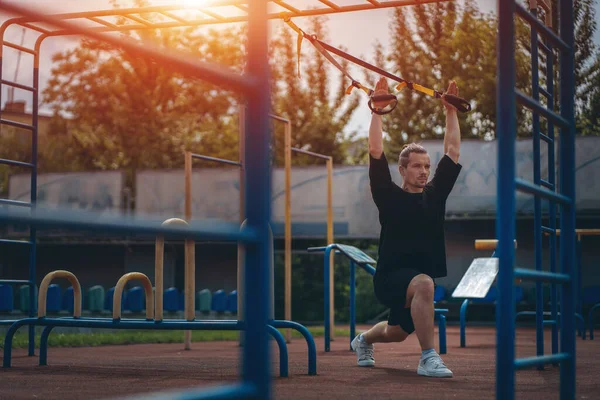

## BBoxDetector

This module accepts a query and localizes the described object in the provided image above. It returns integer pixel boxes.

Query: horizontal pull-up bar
[291,148,332,160]
[190,153,242,167]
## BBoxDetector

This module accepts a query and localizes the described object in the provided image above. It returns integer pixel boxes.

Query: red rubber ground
[0,326,598,399]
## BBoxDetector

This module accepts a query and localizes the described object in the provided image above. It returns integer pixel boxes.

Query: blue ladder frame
[497,1,576,399]
[0,27,39,357]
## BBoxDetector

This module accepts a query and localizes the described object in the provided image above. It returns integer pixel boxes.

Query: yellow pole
[184,151,193,350]
[327,157,334,339]
[284,121,292,343]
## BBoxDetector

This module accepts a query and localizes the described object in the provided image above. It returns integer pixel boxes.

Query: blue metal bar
[541,133,554,144]
[514,4,570,52]
[0,158,34,168]
[530,12,545,367]
[515,178,572,205]
[0,279,31,284]
[0,79,35,92]
[0,207,257,242]
[545,41,559,358]
[242,0,271,397]
[438,314,447,354]
[539,87,551,100]
[559,0,577,395]
[349,260,356,349]
[514,353,570,370]
[28,62,40,357]
[0,199,32,207]
[514,268,570,283]
[291,148,331,161]
[323,245,333,352]
[0,239,31,245]
[542,226,555,235]
[540,179,554,190]
[190,154,242,167]
[118,383,257,400]
[460,299,469,347]
[538,40,550,54]
[2,40,37,55]
[515,90,570,129]
[497,0,517,396]
[270,320,317,375]
[0,118,34,131]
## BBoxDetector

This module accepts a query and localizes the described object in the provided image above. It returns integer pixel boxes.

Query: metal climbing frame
[0,1,456,399]
[497,0,576,399]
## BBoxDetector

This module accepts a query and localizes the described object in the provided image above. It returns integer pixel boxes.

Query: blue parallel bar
[0,279,31,285]
[0,158,34,168]
[515,90,570,129]
[559,0,577,396]
[0,239,31,245]
[539,87,551,100]
[540,179,555,189]
[324,245,333,352]
[540,133,554,144]
[0,119,34,131]
[515,178,572,204]
[0,207,257,242]
[542,226,555,235]
[515,353,570,370]
[0,199,32,207]
[0,79,35,92]
[349,260,356,349]
[243,0,271,397]
[190,154,242,167]
[496,0,517,396]
[530,11,544,367]
[514,268,570,283]
[538,40,550,54]
[514,4,570,52]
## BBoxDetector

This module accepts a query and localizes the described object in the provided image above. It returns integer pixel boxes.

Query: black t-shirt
[369,152,462,278]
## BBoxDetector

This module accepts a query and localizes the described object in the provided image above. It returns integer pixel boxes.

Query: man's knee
[408,274,435,299]
[384,324,409,342]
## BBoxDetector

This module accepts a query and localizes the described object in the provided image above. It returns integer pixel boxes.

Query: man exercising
[351,78,462,378]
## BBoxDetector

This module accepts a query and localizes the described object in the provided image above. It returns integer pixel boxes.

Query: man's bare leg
[362,321,409,344]
[405,274,435,350]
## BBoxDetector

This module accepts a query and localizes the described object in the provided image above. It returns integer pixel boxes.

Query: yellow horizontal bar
[474,239,518,251]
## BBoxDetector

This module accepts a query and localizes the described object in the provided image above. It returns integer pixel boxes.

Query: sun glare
[176,0,207,8]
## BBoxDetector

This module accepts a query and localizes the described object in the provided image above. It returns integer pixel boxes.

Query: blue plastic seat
[126,286,144,312]
[434,286,447,302]
[164,287,180,312]
[46,284,61,313]
[227,290,238,314]
[0,284,14,312]
[212,290,227,313]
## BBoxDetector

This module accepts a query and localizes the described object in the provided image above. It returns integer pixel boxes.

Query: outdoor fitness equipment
[284,18,472,115]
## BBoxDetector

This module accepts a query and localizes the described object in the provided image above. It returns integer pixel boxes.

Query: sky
[1,0,599,137]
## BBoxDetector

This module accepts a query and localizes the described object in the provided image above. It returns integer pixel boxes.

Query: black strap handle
[368,94,398,115]
[443,94,472,113]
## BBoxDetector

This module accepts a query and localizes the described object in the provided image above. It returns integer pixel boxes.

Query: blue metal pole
[546,43,559,357]
[324,245,332,352]
[559,0,576,397]
[496,0,517,398]
[576,237,583,333]
[530,6,544,369]
[243,0,271,397]
[28,59,40,357]
[349,260,356,349]
[460,299,469,348]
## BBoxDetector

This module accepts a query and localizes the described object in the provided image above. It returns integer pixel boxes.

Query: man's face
[399,152,431,191]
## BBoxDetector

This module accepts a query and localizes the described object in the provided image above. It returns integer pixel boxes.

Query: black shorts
[373,267,424,334]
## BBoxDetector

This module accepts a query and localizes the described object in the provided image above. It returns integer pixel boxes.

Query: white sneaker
[350,334,375,367]
[417,353,453,377]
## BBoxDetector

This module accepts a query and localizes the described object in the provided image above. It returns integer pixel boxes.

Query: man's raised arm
[369,78,390,159]
[442,81,461,164]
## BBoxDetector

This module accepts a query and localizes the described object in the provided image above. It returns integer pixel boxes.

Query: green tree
[269,17,360,166]
[381,0,533,151]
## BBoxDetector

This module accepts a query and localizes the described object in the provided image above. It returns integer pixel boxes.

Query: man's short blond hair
[398,143,428,168]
